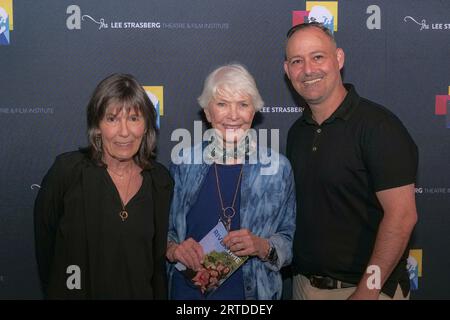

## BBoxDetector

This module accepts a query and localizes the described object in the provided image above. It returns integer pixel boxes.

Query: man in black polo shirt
[284,22,418,300]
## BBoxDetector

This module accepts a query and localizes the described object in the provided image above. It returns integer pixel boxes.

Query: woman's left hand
[223,229,269,259]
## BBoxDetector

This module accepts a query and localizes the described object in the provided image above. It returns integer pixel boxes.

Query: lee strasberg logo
[0,0,13,45]
[415,186,450,195]
[260,105,303,114]
[407,249,422,290]
[293,1,338,34]
[435,86,450,128]
[403,16,450,31]
[66,5,229,31]
[0,106,54,114]
[143,86,164,129]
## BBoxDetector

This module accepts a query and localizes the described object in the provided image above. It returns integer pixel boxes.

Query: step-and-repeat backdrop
[0,0,449,299]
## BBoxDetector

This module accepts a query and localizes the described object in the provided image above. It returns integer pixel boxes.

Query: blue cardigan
[167,144,296,299]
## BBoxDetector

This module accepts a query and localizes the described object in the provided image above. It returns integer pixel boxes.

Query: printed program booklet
[175,220,248,295]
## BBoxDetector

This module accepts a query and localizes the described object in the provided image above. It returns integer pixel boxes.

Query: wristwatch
[263,244,278,264]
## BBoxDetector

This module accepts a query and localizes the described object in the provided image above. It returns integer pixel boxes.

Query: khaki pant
[292,274,409,300]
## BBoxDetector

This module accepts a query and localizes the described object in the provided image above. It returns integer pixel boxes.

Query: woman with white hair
[166,63,296,300]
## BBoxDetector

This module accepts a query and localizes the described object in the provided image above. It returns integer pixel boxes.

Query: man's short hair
[286,22,336,45]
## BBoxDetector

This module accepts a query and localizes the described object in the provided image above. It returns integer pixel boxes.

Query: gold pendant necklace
[119,209,128,221]
[108,165,134,222]
[214,163,243,232]
[120,170,134,222]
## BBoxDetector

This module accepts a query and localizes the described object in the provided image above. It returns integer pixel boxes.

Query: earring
[245,136,249,155]
[95,135,102,151]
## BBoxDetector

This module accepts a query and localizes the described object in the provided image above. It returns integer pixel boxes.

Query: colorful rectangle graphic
[0,0,13,45]
[435,86,450,128]
[408,249,422,290]
[292,1,338,35]
[306,1,338,32]
[143,86,164,129]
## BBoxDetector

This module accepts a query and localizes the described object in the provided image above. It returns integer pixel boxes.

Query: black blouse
[34,151,173,299]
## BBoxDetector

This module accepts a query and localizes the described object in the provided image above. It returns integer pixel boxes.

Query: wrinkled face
[204,90,256,144]
[98,103,146,163]
[284,27,344,107]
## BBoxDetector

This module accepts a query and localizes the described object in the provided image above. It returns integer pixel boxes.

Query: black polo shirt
[287,84,418,298]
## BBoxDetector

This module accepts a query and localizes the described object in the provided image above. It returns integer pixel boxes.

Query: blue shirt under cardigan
[171,164,245,300]
[167,144,296,300]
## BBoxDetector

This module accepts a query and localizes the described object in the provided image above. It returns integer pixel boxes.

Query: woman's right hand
[167,238,204,271]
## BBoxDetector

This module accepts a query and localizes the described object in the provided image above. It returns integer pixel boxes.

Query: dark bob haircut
[85,73,157,169]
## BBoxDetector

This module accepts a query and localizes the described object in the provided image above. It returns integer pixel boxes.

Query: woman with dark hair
[34,73,173,299]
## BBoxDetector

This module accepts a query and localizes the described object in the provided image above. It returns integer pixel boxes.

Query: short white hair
[197,63,264,111]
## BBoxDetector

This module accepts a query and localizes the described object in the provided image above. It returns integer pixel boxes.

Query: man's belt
[308,275,356,289]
